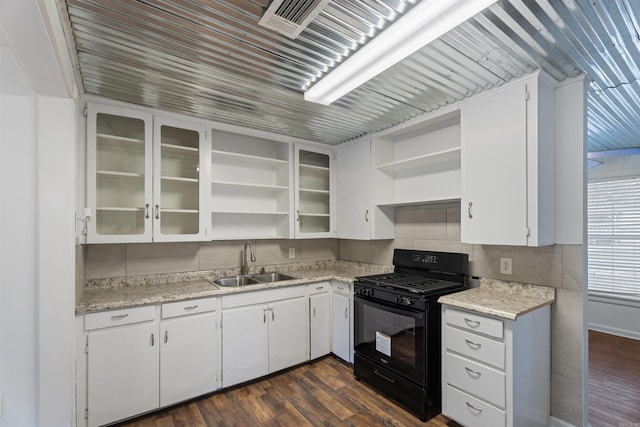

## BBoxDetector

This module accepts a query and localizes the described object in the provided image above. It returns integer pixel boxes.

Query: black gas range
[353,249,468,421]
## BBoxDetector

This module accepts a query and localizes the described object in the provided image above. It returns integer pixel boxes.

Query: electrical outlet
[500,257,512,275]
[289,248,295,259]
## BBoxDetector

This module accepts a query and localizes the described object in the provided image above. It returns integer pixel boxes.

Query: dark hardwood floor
[588,330,640,427]
[117,356,461,427]
[116,331,640,427]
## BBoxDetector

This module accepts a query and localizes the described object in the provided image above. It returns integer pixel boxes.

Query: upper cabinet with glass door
[87,104,153,243]
[86,104,210,243]
[294,145,335,238]
[153,117,209,242]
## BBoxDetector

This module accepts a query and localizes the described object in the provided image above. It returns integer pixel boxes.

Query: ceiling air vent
[258,0,330,39]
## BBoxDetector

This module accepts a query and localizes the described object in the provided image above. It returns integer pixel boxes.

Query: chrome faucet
[241,241,256,275]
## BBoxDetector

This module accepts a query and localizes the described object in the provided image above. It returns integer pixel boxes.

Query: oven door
[354,295,425,385]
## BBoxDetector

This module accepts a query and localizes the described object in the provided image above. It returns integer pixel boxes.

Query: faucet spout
[241,241,256,275]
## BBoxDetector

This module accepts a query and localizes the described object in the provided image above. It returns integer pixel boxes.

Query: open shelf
[212,181,288,191]
[376,147,461,175]
[212,150,288,167]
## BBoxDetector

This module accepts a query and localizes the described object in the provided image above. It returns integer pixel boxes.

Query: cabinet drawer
[308,282,330,295]
[85,305,157,331]
[332,282,350,296]
[445,307,504,339]
[162,297,217,319]
[445,385,506,427]
[445,325,505,369]
[446,352,506,408]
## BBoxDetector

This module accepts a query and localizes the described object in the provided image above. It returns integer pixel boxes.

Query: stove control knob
[397,296,414,306]
[365,288,374,297]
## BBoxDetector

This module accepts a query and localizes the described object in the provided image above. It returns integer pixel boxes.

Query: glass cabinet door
[87,105,153,243]
[295,146,334,237]
[153,118,208,241]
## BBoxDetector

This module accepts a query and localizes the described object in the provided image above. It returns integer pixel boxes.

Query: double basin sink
[213,272,297,287]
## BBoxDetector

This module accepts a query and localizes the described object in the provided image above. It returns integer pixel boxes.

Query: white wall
[1,2,77,426]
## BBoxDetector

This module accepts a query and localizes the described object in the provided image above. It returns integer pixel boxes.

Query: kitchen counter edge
[438,278,556,320]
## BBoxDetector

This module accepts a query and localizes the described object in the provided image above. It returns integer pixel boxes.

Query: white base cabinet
[87,321,159,427]
[160,303,218,407]
[80,299,219,427]
[441,305,551,427]
[331,282,352,363]
[309,282,331,359]
[221,286,309,387]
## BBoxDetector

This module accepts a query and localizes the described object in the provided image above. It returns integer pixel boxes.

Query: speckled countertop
[438,278,556,320]
[76,260,393,314]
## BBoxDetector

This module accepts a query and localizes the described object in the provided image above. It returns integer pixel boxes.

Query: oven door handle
[354,295,425,320]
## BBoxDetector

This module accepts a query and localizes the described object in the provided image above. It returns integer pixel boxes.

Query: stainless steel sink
[213,275,260,287]
[252,272,297,282]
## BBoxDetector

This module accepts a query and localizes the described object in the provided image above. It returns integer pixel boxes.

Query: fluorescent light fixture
[304,0,498,105]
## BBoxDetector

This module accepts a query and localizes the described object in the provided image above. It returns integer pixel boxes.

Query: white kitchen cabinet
[309,282,331,359]
[221,286,308,387]
[331,282,352,363]
[460,71,556,246]
[153,117,210,241]
[269,296,309,371]
[81,299,219,426]
[441,305,551,427]
[86,103,210,243]
[160,298,218,407]
[336,139,394,240]
[85,307,159,427]
[86,104,153,242]
[210,130,293,239]
[294,144,335,238]
[221,303,270,387]
[371,109,461,207]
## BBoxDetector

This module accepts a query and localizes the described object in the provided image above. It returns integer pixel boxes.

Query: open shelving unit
[210,130,293,239]
[372,110,462,207]
[296,148,333,236]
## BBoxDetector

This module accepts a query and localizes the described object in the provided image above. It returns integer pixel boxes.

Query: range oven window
[354,297,425,385]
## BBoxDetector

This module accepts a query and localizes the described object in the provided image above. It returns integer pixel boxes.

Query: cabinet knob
[468,202,473,219]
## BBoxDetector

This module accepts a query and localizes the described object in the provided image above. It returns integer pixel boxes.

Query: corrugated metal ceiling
[62,0,640,151]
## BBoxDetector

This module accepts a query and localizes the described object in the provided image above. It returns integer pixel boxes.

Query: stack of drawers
[441,304,551,427]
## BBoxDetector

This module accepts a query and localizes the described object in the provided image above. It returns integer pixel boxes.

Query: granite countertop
[76,260,393,314]
[438,278,556,320]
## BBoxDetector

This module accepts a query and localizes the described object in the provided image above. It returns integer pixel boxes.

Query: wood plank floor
[116,331,640,427]
[117,356,461,427]
[588,330,640,427]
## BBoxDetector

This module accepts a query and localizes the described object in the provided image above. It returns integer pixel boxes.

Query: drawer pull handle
[313,307,316,317]
[337,286,344,291]
[145,203,150,219]
[164,330,168,344]
[150,333,155,346]
[465,367,482,378]
[345,307,348,319]
[316,286,324,290]
[183,305,198,311]
[465,339,482,349]
[111,314,129,320]
[464,318,481,328]
[466,402,483,414]
[374,369,395,383]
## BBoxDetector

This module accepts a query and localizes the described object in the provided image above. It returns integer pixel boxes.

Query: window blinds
[588,178,640,297]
